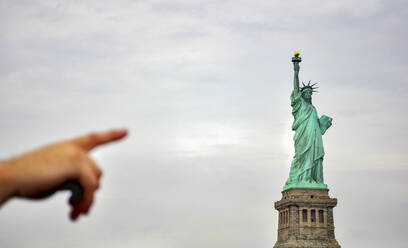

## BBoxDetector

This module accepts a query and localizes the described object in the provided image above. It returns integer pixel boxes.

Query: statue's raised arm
[292,51,301,94]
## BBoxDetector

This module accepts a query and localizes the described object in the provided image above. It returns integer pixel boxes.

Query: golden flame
[294,51,300,56]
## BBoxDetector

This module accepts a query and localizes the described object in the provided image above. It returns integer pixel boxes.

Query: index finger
[71,128,128,151]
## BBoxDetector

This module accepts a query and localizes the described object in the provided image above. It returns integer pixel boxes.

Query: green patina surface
[284,54,332,190]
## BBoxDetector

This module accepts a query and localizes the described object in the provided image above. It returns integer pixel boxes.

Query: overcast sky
[1,0,407,247]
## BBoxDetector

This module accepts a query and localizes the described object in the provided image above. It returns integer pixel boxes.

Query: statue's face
[301,88,312,100]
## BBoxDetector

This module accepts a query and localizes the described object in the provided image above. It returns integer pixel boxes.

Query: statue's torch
[292,51,301,63]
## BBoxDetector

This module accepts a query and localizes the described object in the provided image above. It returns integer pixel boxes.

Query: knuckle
[87,176,99,190]
[96,167,103,177]
[88,133,100,144]
[93,180,100,189]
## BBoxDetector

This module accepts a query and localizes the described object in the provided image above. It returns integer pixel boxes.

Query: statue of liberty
[284,52,333,190]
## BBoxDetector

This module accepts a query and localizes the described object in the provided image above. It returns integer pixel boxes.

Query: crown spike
[300,80,319,93]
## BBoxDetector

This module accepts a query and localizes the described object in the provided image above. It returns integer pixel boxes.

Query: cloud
[1,0,408,247]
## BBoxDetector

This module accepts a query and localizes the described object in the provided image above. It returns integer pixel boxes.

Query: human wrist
[0,160,19,205]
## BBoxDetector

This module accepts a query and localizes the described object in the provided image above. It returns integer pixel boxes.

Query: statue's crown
[300,80,318,92]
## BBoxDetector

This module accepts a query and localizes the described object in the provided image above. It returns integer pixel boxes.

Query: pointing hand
[0,128,128,220]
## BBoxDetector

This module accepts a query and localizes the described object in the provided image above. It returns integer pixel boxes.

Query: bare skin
[0,128,128,221]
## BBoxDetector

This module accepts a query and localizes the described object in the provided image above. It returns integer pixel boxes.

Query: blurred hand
[0,128,128,220]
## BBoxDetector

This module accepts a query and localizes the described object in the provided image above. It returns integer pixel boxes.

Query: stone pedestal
[274,188,341,248]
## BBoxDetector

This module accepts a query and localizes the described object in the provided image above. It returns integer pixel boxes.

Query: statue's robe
[286,90,325,185]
